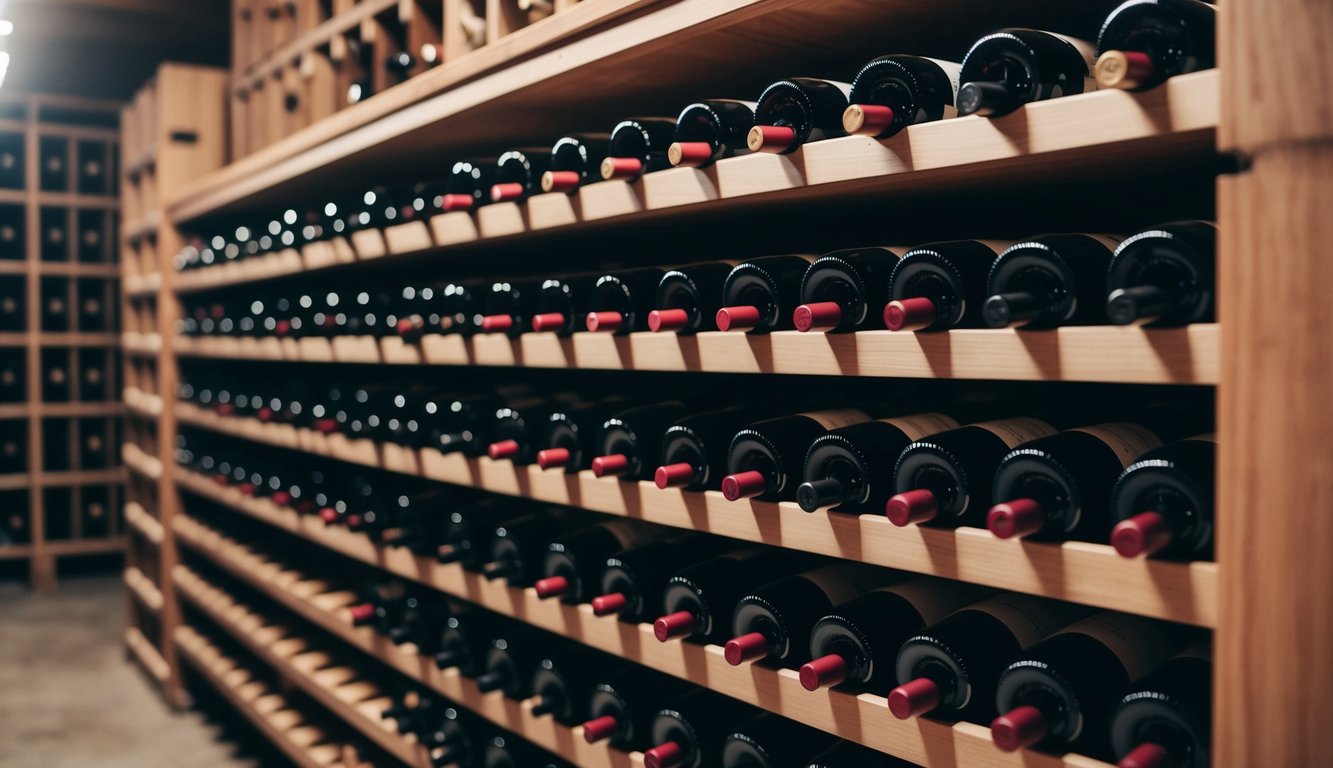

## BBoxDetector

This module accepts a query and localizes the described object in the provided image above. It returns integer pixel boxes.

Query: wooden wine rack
[0,93,128,591]
[118,63,231,706]
[122,0,1333,765]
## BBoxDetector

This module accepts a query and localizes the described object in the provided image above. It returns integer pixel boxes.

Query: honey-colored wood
[126,625,172,685]
[125,565,165,613]
[176,323,1219,385]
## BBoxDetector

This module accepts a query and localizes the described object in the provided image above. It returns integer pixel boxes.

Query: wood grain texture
[1216,148,1333,766]
[172,421,1218,627]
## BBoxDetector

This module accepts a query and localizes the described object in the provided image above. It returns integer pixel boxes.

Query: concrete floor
[0,574,265,768]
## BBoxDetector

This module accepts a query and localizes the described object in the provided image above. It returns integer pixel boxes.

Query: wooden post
[1216,0,1333,764]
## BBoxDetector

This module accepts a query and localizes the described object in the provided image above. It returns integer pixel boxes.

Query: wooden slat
[125,501,166,544]
[173,410,1217,627]
[125,565,166,613]
[126,625,171,684]
[122,442,165,480]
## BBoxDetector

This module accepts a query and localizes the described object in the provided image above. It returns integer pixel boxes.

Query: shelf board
[126,625,171,686]
[0,543,32,561]
[0,468,127,491]
[171,0,1196,224]
[173,492,1110,768]
[176,626,354,768]
[125,565,165,613]
[122,331,164,356]
[173,565,437,767]
[0,401,125,419]
[45,536,127,556]
[175,323,1219,385]
[123,442,165,480]
[0,332,121,348]
[174,513,642,768]
[125,501,165,545]
[174,408,1217,627]
[0,261,121,277]
[124,387,165,418]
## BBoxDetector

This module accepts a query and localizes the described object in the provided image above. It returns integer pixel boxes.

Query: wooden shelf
[174,564,435,767]
[126,625,172,686]
[122,332,164,356]
[175,323,1219,385]
[125,501,166,545]
[125,565,165,613]
[176,626,357,768]
[0,401,124,419]
[0,261,121,277]
[124,387,165,418]
[123,442,165,480]
[45,536,127,556]
[175,512,642,768]
[174,408,1217,627]
[173,495,1109,768]
[0,468,127,491]
[0,544,33,561]
[124,273,163,298]
[0,332,121,347]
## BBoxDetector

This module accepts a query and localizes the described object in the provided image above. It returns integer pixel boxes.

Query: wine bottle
[531,276,589,335]
[888,418,1060,527]
[347,79,373,105]
[432,609,507,675]
[1108,435,1215,560]
[42,351,70,402]
[434,498,524,569]
[1095,0,1217,91]
[79,420,109,469]
[1109,645,1212,768]
[655,549,811,643]
[592,535,724,621]
[793,247,904,333]
[0,353,23,402]
[347,581,410,633]
[380,688,442,738]
[649,261,736,334]
[581,666,696,749]
[655,408,766,491]
[490,148,552,203]
[0,206,21,261]
[486,394,582,464]
[419,704,478,764]
[480,508,584,586]
[0,280,22,331]
[722,714,836,768]
[529,644,610,725]
[668,99,757,168]
[885,240,1011,332]
[843,55,962,138]
[80,486,111,538]
[983,234,1123,329]
[77,141,108,196]
[534,520,657,603]
[991,612,1179,753]
[888,593,1088,719]
[592,402,692,480]
[484,732,574,768]
[723,408,878,502]
[989,421,1190,541]
[585,267,667,334]
[0,502,30,545]
[477,280,538,337]
[441,159,497,213]
[396,181,444,225]
[0,424,24,474]
[644,690,759,768]
[439,282,484,335]
[1105,221,1216,327]
[39,136,68,192]
[78,351,107,402]
[798,413,961,513]
[386,50,415,82]
[725,562,892,667]
[427,388,533,457]
[391,285,441,342]
[748,78,853,154]
[534,399,627,472]
[957,29,1098,117]
[0,134,23,190]
[601,117,676,181]
[475,627,548,699]
[541,134,611,193]
[716,255,816,333]
[77,210,106,262]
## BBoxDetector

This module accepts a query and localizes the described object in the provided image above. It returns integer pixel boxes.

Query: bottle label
[1071,422,1163,468]
[963,594,1090,649]
[877,413,960,441]
[923,58,963,119]
[970,417,1057,449]
[1044,32,1099,93]
[879,577,994,626]
[801,563,894,606]
[798,409,873,431]
[1053,612,1176,679]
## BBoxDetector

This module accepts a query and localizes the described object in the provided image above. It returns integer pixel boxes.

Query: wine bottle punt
[1108,434,1215,560]
[844,55,962,138]
[957,29,1099,117]
[716,255,816,333]
[793,247,904,333]
[602,117,677,180]
[748,78,853,154]
[798,412,960,513]
[1095,0,1217,91]
[669,99,757,168]
[983,234,1123,329]
[1105,220,1216,327]
[650,261,737,334]
[885,240,1011,331]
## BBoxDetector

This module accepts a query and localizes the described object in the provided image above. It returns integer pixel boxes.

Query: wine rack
[0,93,127,592]
[119,63,231,706]
[124,0,1333,766]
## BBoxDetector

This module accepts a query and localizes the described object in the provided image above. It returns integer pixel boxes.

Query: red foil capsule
[643,741,685,768]
[653,610,697,642]
[439,193,474,212]
[724,631,770,665]
[581,715,621,744]
[792,301,843,333]
[490,183,524,203]
[715,305,763,332]
[886,488,939,527]
[648,308,690,333]
[479,314,514,333]
[542,170,581,193]
[668,141,714,167]
[600,156,643,180]
[591,454,631,478]
[1111,511,1173,558]
[530,312,566,332]
[991,705,1048,752]
[747,124,798,153]
[888,677,942,719]
[590,592,628,616]
[487,439,521,460]
[654,462,695,489]
[720,470,767,501]
[987,498,1046,539]
[534,575,569,599]
[536,448,571,470]
[799,653,849,691]
[585,311,624,333]
[843,103,896,136]
[884,297,937,331]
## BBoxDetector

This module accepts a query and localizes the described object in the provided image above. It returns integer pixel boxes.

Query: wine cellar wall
[0,93,124,591]
[113,0,1333,766]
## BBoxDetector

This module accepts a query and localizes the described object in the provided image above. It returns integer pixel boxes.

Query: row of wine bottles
[0,133,114,195]
[0,350,113,403]
[178,0,1216,272]
[1,417,115,474]
[179,221,1215,341]
[0,205,115,263]
[185,495,1210,766]
[0,277,116,333]
[0,486,117,544]
[177,370,1215,560]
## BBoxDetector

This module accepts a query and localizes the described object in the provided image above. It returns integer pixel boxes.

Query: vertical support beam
[23,101,54,591]
[1216,0,1333,765]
